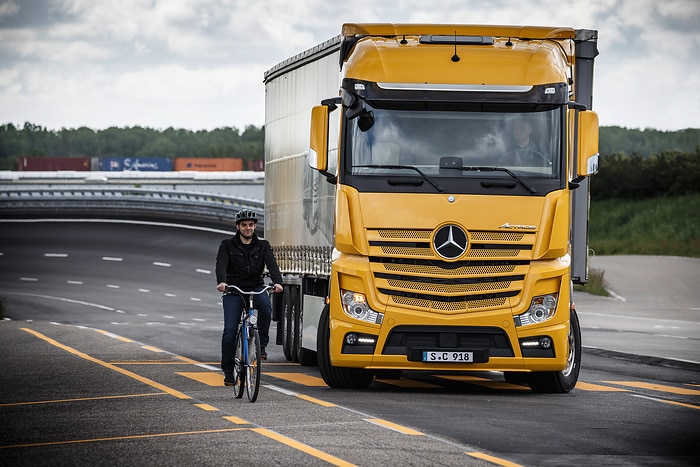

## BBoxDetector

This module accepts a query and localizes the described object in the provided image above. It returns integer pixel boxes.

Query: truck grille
[368,228,533,312]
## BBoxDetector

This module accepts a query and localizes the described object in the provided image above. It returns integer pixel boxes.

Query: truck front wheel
[527,309,582,393]
[317,304,374,389]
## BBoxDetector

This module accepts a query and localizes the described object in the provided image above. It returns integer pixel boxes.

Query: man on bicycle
[216,209,283,386]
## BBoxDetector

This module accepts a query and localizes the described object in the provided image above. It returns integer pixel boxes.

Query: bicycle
[224,284,273,402]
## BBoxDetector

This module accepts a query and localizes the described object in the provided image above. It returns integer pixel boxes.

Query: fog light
[539,336,553,349]
[345,333,358,345]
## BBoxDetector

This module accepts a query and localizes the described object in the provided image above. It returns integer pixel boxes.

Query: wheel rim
[562,321,576,377]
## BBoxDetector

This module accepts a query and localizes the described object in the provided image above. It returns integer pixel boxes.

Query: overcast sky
[1,0,698,132]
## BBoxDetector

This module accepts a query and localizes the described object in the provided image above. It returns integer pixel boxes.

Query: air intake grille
[367,228,534,313]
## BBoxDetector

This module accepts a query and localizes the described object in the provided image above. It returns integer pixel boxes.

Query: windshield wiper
[459,166,538,194]
[353,165,444,192]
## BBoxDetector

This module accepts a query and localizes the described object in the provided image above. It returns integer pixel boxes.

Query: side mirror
[577,110,599,176]
[309,105,329,172]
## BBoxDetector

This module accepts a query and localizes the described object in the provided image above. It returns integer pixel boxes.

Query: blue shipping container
[101,157,173,171]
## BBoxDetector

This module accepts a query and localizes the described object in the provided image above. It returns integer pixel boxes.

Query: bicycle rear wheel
[246,328,261,402]
[232,328,245,398]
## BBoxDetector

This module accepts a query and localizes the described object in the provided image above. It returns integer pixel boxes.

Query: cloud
[0,0,697,131]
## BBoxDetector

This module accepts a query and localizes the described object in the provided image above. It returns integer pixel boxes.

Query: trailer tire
[317,304,373,389]
[527,309,582,393]
[282,286,296,361]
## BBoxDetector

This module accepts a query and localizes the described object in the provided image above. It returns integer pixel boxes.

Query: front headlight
[340,290,383,324]
[515,293,558,326]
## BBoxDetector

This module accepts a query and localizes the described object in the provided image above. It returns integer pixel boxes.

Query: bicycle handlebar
[225,284,275,296]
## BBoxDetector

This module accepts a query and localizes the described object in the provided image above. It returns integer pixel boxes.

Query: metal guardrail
[0,186,264,230]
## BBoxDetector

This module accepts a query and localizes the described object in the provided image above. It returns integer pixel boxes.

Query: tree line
[0,123,698,201]
[0,123,265,170]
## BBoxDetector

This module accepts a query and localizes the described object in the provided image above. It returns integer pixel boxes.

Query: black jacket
[215,232,283,289]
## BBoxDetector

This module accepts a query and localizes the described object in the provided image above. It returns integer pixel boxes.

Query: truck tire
[317,304,374,389]
[282,286,295,361]
[527,309,582,393]
[294,289,318,366]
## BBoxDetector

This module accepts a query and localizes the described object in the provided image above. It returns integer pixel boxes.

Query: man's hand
[272,283,283,294]
[216,282,227,293]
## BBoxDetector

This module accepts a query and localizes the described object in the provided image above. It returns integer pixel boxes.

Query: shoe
[261,348,267,361]
[223,372,235,386]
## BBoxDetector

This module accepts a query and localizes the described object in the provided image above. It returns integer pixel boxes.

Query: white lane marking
[138,313,148,317]
[192,318,205,322]
[20,277,39,281]
[153,262,171,267]
[606,289,626,301]
[107,284,120,289]
[2,292,115,311]
[196,269,211,274]
[116,310,126,314]
[264,384,299,396]
[165,293,176,297]
[163,315,174,319]
[190,297,202,302]
[102,257,123,262]
[138,288,150,292]
[44,253,68,257]
[67,280,83,285]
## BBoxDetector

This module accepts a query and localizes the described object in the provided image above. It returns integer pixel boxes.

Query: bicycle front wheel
[233,327,245,399]
[246,327,261,402]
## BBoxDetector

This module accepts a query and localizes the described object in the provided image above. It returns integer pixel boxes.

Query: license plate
[423,351,474,363]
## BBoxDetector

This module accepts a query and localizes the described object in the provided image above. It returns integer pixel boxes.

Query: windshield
[346,105,563,192]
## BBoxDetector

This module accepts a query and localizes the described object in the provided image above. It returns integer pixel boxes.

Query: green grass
[588,194,700,257]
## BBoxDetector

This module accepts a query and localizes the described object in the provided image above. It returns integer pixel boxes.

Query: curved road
[1,220,697,467]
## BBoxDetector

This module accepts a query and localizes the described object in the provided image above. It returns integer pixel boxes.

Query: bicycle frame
[224,284,273,402]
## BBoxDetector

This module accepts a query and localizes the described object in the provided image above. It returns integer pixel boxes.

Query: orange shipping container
[174,157,243,171]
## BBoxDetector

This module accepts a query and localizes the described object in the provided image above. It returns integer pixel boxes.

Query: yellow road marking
[21,327,191,400]
[365,418,423,436]
[251,427,358,467]
[223,416,250,425]
[575,381,629,392]
[141,345,165,353]
[0,392,167,407]
[467,451,524,467]
[295,393,337,407]
[659,399,700,410]
[0,428,245,449]
[195,403,218,411]
[603,381,700,395]
[265,372,327,386]
[177,372,226,387]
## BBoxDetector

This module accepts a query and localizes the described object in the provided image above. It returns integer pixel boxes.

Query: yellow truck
[264,23,599,393]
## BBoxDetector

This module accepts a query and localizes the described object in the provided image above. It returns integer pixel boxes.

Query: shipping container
[174,157,243,171]
[248,160,265,171]
[17,157,92,171]
[100,156,173,171]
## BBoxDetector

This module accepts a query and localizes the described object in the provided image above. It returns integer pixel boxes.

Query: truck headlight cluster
[341,290,384,324]
[515,293,558,327]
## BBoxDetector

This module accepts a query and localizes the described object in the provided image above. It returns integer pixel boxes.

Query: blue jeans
[221,286,272,373]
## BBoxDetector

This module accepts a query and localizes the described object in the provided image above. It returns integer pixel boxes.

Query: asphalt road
[1,220,698,467]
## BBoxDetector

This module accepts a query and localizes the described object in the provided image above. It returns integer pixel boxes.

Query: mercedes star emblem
[433,225,468,259]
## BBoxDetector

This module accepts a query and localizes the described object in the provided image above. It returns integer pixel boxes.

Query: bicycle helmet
[235,209,258,225]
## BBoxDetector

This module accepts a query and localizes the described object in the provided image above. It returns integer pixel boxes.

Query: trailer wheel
[282,286,295,361]
[528,309,582,393]
[317,304,373,389]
